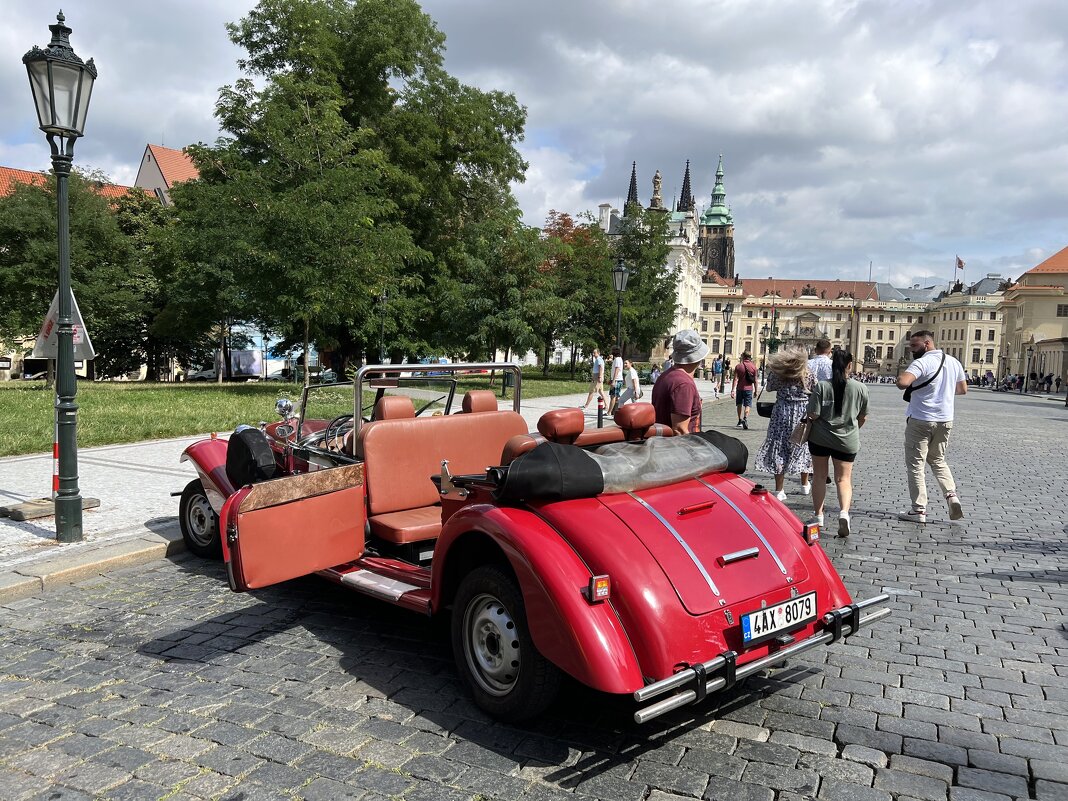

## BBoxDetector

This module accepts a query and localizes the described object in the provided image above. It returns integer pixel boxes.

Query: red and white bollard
[52,410,59,500]
[597,393,605,429]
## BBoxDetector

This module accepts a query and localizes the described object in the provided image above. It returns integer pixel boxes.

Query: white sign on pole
[32,291,96,360]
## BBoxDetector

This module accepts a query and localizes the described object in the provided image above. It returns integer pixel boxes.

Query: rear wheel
[451,564,561,721]
[179,480,221,559]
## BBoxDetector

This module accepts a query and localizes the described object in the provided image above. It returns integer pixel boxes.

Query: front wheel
[451,564,561,721]
[179,479,221,559]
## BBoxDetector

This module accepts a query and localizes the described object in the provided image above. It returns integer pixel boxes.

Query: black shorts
[808,441,857,463]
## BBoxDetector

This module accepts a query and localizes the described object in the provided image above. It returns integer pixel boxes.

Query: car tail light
[586,575,611,604]
[802,522,820,545]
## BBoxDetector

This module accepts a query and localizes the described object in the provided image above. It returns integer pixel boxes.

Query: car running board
[632,594,891,724]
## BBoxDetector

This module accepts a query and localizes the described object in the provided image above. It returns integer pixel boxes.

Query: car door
[222,463,366,591]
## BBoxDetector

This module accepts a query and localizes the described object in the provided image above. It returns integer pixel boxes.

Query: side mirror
[275,398,294,419]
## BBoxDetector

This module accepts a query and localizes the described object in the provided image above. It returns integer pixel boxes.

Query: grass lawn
[0,372,589,457]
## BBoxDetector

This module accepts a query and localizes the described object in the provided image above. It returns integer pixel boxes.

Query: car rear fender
[433,504,644,695]
[180,438,235,514]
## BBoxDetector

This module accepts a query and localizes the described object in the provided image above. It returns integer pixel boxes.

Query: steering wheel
[324,414,354,452]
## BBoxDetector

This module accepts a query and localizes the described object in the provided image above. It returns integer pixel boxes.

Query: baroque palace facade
[608,159,1066,381]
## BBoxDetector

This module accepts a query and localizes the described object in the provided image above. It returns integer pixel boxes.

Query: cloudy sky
[3,0,1067,286]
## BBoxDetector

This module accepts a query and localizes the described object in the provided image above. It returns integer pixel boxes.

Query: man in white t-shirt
[607,347,625,414]
[616,359,642,406]
[581,348,605,411]
[896,330,967,524]
[806,338,833,383]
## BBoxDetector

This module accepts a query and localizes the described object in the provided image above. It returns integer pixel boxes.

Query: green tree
[613,208,678,353]
[0,171,157,379]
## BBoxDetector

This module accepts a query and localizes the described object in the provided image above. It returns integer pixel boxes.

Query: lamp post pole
[612,257,630,354]
[378,289,388,364]
[24,12,97,543]
[719,302,734,394]
[759,324,769,378]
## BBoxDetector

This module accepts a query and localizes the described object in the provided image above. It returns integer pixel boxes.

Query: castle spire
[678,160,694,212]
[624,161,639,214]
[701,154,733,227]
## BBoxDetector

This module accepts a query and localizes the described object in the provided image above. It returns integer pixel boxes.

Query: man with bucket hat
[651,329,708,435]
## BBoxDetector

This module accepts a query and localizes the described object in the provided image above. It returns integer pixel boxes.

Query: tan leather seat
[373,396,416,420]
[537,408,584,443]
[358,410,528,544]
[501,403,671,463]
[461,390,498,413]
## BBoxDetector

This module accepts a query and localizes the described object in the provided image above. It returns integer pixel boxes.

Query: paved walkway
[0,380,728,596]
[0,385,1064,799]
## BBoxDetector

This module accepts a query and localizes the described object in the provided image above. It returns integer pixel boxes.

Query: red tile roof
[146,144,199,188]
[1023,244,1068,275]
[738,278,879,301]
[0,165,147,202]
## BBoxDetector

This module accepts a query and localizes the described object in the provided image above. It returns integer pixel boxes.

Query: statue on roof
[650,169,664,210]
[802,283,817,296]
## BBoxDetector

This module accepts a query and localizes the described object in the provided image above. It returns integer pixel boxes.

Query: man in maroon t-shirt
[730,351,759,430]
[651,330,708,435]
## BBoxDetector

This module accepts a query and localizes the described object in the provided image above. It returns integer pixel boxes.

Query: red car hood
[599,473,810,615]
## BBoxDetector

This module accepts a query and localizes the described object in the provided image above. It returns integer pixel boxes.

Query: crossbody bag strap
[911,352,946,392]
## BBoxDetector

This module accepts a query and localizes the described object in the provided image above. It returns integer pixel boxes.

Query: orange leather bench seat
[358,409,527,544]
[500,403,672,464]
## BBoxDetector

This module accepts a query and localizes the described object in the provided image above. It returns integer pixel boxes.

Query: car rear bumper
[633,594,891,723]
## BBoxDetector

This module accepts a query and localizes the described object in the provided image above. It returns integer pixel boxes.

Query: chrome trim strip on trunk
[696,477,787,575]
[718,547,759,566]
[627,491,720,597]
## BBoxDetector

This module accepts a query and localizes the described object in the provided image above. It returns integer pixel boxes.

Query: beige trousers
[904,417,956,510]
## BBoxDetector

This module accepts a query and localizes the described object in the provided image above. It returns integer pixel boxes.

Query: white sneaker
[775,490,787,501]
[814,513,824,527]
[898,508,927,524]
[837,512,851,538]
[801,483,812,496]
[946,493,964,521]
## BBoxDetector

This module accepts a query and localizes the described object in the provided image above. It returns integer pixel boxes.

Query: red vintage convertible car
[178,362,889,723]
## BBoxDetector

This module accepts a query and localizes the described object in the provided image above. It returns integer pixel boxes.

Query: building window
[876,346,883,358]
[907,315,912,323]
[702,302,708,312]
[701,320,707,332]
[664,339,671,349]
[877,329,883,340]
[985,348,994,363]
[974,329,981,341]
[835,328,841,338]
[879,315,885,322]
[746,325,752,335]
[725,339,733,355]
[747,309,754,317]
[714,320,720,332]
[727,322,733,332]
[1057,304,1068,317]
[989,311,997,320]
[712,338,720,353]
[890,315,896,323]
[715,302,721,312]
[762,311,769,319]
[867,314,873,322]
[972,348,980,363]
[987,329,995,341]
[745,341,752,354]
[865,329,872,339]
[836,313,842,321]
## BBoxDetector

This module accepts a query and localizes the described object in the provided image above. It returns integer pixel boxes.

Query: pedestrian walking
[896,330,967,523]
[651,330,706,435]
[806,350,868,537]
[1057,376,1063,393]
[607,347,624,414]
[806,338,833,383]
[650,366,661,383]
[616,359,642,406]
[581,348,605,411]
[729,351,759,429]
[754,348,813,500]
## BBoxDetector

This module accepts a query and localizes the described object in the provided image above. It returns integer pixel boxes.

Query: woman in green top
[806,350,868,537]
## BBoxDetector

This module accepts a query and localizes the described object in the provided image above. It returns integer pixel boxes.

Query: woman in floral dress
[755,347,814,499]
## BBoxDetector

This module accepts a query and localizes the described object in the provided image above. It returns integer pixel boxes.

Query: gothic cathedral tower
[698,155,735,281]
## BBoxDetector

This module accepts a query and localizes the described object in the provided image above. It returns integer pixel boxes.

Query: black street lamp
[1022,344,1034,393]
[759,323,769,375]
[24,12,97,543]
[719,302,734,393]
[612,257,630,353]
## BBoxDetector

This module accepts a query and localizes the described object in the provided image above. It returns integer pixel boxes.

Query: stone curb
[0,522,186,603]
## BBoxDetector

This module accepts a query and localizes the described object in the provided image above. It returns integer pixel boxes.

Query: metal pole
[615,295,623,354]
[378,290,387,364]
[50,139,82,542]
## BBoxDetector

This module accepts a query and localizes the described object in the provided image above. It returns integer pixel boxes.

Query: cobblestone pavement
[0,387,1065,800]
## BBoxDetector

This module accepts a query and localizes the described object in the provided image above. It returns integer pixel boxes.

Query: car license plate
[741,592,817,645]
